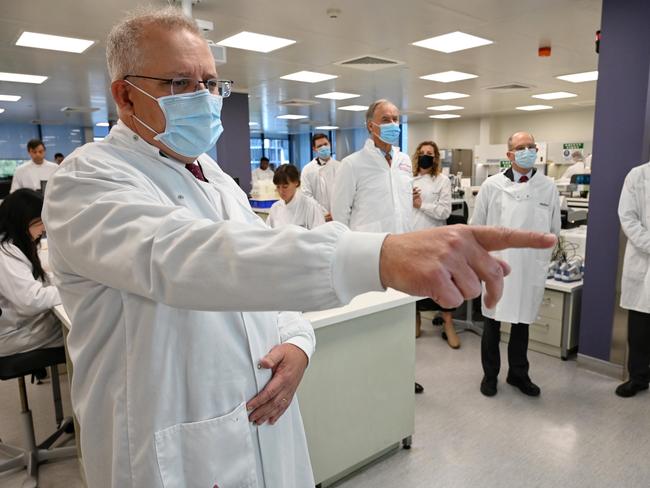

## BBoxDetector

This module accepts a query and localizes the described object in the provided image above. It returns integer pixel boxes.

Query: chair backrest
[0,347,66,381]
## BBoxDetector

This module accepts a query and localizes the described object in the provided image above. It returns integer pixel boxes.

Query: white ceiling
[0,0,602,134]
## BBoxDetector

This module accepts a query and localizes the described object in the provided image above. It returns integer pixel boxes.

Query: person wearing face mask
[39,8,558,487]
[411,141,458,348]
[267,164,325,230]
[471,132,561,398]
[301,133,340,221]
[0,189,63,356]
[332,99,413,234]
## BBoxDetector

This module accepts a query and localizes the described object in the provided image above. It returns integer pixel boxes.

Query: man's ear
[111,80,134,116]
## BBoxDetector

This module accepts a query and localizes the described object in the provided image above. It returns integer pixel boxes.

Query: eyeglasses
[123,75,233,97]
[512,144,537,151]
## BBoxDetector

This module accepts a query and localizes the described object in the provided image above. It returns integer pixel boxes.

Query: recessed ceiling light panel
[0,95,21,102]
[277,114,308,120]
[532,92,577,100]
[556,71,598,83]
[315,125,339,130]
[338,105,369,111]
[412,31,493,53]
[16,31,94,53]
[0,72,48,84]
[281,71,338,83]
[424,92,470,100]
[427,105,464,111]
[516,105,553,111]
[420,71,478,83]
[217,31,296,53]
[315,92,360,100]
[429,114,461,119]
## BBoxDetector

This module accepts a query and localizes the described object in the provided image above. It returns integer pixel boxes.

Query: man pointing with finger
[42,8,555,488]
[471,131,561,398]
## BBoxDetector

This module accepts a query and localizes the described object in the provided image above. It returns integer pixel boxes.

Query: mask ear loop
[123,79,163,137]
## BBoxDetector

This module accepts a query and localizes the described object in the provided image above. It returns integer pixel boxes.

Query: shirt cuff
[284,336,315,361]
[332,231,388,304]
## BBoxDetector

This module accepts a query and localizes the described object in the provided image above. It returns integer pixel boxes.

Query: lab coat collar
[284,190,303,210]
[363,138,398,162]
[504,166,536,182]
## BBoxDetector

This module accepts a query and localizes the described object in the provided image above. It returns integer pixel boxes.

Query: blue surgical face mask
[316,146,331,159]
[514,148,537,169]
[126,80,224,158]
[373,122,400,146]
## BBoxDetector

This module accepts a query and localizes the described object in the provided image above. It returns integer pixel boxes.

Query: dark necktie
[185,163,208,182]
[519,175,529,183]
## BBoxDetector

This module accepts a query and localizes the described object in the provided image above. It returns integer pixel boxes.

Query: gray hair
[106,6,201,81]
[365,99,394,132]
[507,131,535,150]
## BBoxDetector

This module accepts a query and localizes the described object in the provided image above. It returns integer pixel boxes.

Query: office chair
[0,346,76,487]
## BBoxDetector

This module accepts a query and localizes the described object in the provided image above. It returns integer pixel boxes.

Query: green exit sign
[563,142,584,150]
[500,160,511,168]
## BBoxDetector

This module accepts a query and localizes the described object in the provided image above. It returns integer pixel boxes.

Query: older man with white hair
[42,7,556,488]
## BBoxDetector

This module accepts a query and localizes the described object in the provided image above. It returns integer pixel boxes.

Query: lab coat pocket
[533,205,551,232]
[154,402,258,488]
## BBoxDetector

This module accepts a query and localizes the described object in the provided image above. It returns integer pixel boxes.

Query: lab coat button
[132,135,138,141]
[177,195,184,200]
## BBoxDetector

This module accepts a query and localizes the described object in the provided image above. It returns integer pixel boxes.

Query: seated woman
[267,164,326,230]
[411,141,460,349]
[0,189,63,356]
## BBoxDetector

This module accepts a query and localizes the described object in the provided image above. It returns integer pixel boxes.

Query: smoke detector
[326,8,341,19]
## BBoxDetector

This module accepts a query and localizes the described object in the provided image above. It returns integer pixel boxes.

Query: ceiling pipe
[181,0,192,17]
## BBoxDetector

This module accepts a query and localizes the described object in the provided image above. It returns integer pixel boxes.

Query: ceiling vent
[486,83,532,92]
[60,106,100,113]
[278,99,320,107]
[335,55,404,71]
[206,40,227,65]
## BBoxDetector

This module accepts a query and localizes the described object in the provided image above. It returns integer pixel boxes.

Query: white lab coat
[0,242,63,356]
[267,191,326,230]
[301,157,340,213]
[470,170,561,324]
[619,161,650,314]
[332,139,413,233]
[252,167,274,183]
[42,121,386,488]
[10,160,58,192]
[561,161,590,181]
[411,173,452,230]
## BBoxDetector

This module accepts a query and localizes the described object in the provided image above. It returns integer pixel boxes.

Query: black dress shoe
[415,382,424,394]
[480,376,497,397]
[615,380,649,398]
[507,376,540,396]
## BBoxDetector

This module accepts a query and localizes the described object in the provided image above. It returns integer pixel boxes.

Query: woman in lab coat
[267,164,325,230]
[411,142,459,347]
[0,189,63,356]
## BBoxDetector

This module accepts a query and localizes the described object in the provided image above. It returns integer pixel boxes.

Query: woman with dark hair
[267,164,325,230]
[411,141,459,348]
[0,189,63,355]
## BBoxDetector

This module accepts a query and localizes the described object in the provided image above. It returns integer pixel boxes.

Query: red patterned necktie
[519,175,529,183]
[185,163,207,182]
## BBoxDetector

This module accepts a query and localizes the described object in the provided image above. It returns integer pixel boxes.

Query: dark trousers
[627,310,650,385]
[481,318,530,379]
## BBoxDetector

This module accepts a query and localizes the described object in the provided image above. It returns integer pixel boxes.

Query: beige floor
[1,322,647,488]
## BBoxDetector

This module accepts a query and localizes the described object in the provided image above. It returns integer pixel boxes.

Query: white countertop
[303,289,417,329]
[545,279,583,292]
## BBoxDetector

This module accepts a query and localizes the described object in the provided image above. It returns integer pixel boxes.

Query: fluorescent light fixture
[425,92,470,100]
[315,92,360,100]
[16,31,94,53]
[427,105,464,111]
[315,125,339,130]
[532,91,577,100]
[412,31,493,53]
[556,71,598,83]
[0,95,21,102]
[516,104,553,111]
[248,122,259,126]
[429,114,461,119]
[277,114,308,120]
[420,71,478,83]
[95,122,109,127]
[0,109,5,114]
[281,71,338,83]
[93,137,104,142]
[338,105,369,111]
[217,31,296,53]
[0,72,48,84]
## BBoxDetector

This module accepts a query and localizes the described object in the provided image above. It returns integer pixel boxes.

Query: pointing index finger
[471,227,556,252]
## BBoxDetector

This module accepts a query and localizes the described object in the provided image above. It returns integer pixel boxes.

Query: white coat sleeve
[550,187,562,236]
[9,170,23,193]
[300,166,316,201]
[277,311,315,361]
[618,171,650,254]
[266,205,278,229]
[331,160,355,226]
[469,185,489,226]
[420,177,452,221]
[43,164,386,312]
[0,247,61,315]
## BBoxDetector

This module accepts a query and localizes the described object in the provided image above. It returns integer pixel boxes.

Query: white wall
[408,107,595,154]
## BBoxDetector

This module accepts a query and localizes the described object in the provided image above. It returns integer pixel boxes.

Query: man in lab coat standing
[301,133,340,221]
[471,132,561,398]
[42,8,556,488]
[10,139,58,192]
[332,99,414,234]
[616,161,650,397]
